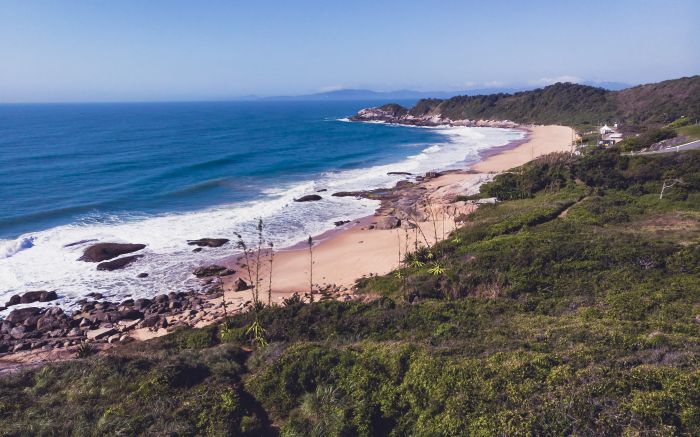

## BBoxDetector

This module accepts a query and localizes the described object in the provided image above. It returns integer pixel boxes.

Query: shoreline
[0,124,573,371]
[214,125,570,299]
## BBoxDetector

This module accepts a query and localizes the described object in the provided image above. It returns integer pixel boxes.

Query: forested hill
[384,76,700,127]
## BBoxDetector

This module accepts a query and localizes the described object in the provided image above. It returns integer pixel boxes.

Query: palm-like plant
[427,262,446,276]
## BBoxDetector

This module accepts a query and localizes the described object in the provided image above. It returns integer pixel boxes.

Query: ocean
[0,101,523,311]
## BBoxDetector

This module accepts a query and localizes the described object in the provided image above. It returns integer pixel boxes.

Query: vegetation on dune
[1,150,699,436]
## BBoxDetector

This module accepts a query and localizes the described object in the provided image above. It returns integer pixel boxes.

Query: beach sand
[218,125,574,304]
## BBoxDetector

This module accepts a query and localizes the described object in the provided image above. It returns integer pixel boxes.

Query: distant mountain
[251,81,631,102]
[352,76,697,127]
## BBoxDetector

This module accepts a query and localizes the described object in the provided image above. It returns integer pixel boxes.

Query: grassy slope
[0,150,699,436]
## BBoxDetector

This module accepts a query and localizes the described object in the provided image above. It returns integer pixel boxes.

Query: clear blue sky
[1,0,698,102]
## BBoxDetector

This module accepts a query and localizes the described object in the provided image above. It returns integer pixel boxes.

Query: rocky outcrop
[5,307,42,324]
[79,243,146,262]
[193,265,234,278]
[350,105,519,128]
[187,238,229,248]
[294,194,322,202]
[96,255,143,271]
[4,290,58,307]
[374,216,401,230]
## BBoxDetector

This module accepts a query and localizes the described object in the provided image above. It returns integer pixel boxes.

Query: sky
[0,0,698,103]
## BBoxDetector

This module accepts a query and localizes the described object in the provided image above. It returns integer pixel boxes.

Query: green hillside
[2,149,698,436]
[404,76,700,128]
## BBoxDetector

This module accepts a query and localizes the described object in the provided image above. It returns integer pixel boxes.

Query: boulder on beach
[294,194,322,202]
[193,265,229,278]
[334,220,351,227]
[96,255,143,271]
[375,215,401,230]
[79,243,146,262]
[5,307,42,324]
[235,278,250,291]
[187,238,230,248]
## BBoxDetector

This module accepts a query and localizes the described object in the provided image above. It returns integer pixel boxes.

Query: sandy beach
[218,125,574,304]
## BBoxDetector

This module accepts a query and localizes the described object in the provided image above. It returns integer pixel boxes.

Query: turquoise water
[0,101,522,307]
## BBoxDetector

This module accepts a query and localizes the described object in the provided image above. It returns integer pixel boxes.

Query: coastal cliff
[350,103,520,128]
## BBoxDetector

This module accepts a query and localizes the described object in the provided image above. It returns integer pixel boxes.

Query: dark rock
[187,238,230,248]
[154,294,169,304]
[137,272,149,278]
[46,307,63,316]
[96,254,143,271]
[18,290,58,304]
[332,191,362,197]
[1,321,11,334]
[192,247,203,253]
[5,307,42,324]
[235,278,250,291]
[388,171,412,176]
[139,315,161,328]
[64,239,98,248]
[36,315,64,331]
[294,194,322,202]
[334,220,351,226]
[6,295,21,307]
[90,310,119,324]
[87,292,104,299]
[79,242,146,262]
[316,188,328,192]
[193,265,228,278]
[23,315,41,328]
[117,309,143,320]
[134,298,153,310]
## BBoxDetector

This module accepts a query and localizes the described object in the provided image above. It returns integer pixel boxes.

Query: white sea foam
[0,126,523,313]
[1,237,35,259]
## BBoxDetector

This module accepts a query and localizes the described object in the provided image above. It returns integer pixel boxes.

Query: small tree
[267,241,274,306]
[660,178,683,199]
[307,235,314,302]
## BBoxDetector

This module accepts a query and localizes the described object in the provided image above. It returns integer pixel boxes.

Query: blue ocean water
[0,101,522,308]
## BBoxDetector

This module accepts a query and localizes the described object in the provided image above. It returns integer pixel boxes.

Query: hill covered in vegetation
[1,148,698,436]
[357,76,700,128]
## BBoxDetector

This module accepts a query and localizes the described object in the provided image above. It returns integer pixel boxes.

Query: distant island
[238,80,631,102]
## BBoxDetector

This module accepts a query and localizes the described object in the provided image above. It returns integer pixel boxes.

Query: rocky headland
[350,103,520,128]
